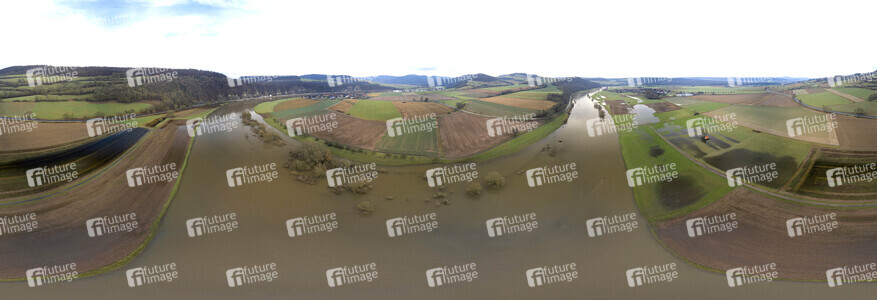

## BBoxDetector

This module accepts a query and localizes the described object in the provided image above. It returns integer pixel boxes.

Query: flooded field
[3,94,876,299]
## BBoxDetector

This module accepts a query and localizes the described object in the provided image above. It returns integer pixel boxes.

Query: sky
[1,0,875,78]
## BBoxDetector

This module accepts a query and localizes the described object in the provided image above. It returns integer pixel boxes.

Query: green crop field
[270,100,340,120]
[464,100,540,117]
[798,92,852,106]
[375,120,439,155]
[618,126,734,222]
[833,87,877,100]
[253,97,302,114]
[666,86,765,94]
[346,100,402,121]
[653,107,697,123]
[828,102,877,115]
[0,101,155,119]
[665,97,730,112]
[505,85,561,100]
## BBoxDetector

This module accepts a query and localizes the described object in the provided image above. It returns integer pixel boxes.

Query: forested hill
[0,66,390,113]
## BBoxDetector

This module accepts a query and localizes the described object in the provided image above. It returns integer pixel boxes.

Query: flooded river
[3,93,874,299]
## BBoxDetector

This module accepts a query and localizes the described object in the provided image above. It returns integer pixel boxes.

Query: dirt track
[654,187,877,280]
[0,120,191,278]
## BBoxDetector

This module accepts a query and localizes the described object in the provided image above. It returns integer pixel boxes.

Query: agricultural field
[253,97,315,114]
[833,87,877,100]
[329,99,357,113]
[392,102,453,118]
[785,148,877,200]
[375,119,440,156]
[480,96,556,110]
[369,92,457,101]
[0,119,190,278]
[690,93,797,107]
[829,101,877,116]
[705,105,838,146]
[665,97,730,113]
[0,101,156,119]
[346,100,402,121]
[437,112,513,158]
[618,126,734,222]
[653,115,812,190]
[665,85,765,94]
[270,100,340,120]
[464,100,540,117]
[308,114,387,151]
[654,187,877,280]
[605,100,630,115]
[1,94,93,102]
[797,92,853,106]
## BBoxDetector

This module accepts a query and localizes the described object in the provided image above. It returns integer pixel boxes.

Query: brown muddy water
[3,94,875,299]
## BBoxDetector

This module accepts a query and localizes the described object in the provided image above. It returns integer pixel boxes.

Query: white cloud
[0,0,874,78]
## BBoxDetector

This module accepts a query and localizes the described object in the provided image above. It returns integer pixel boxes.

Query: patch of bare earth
[438,112,520,158]
[606,100,630,115]
[274,98,319,112]
[308,114,386,150]
[329,99,357,113]
[654,187,877,280]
